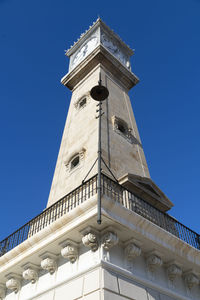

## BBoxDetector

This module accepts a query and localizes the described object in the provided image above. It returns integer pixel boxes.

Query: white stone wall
[47,65,149,207]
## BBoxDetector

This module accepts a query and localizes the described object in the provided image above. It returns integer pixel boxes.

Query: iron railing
[102,173,200,250]
[0,173,199,257]
[0,174,98,257]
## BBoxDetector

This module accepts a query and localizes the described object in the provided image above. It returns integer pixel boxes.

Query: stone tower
[0,18,199,300]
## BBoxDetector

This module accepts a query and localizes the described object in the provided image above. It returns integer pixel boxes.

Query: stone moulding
[184,272,199,290]
[0,284,5,299]
[60,239,78,263]
[124,242,141,261]
[101,231,119,251]
[6,278,21,294]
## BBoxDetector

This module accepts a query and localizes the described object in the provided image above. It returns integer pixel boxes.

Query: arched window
[65,148,86,172]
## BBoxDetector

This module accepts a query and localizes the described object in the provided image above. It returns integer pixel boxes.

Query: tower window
[112,115,134,144]
[71,156,80,169]
[117,122,127,134]
[79,97,86,108]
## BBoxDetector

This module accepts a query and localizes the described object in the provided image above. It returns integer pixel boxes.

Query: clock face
[72,36,98,68]
[101,33,128,67]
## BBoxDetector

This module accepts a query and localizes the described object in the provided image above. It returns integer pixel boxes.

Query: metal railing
[0,173,199,257]
[102,173,200,250]
[0,175,98,257]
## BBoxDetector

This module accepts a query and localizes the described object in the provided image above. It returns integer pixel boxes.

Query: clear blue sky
[0,0,200,241]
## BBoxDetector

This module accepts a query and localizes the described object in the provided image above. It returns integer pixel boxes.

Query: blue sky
[0,0,200,241]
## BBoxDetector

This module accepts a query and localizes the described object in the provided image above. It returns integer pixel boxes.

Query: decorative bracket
[124,240,141,261]
[22,262,39,284]
[101,228,119,251]
[81,227,99,252]
[5,273,21,294]
[146,251,163,274]
[60,239,78,263]
[166,262,182,283]
[183,271,199,290]
[40,252,58,275]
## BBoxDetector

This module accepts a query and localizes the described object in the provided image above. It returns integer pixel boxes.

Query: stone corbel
[81,227,99,252]
[22,263,39,284]
[183,271,199,290]
[166,262,182,283]
[40,252,58,275]
[146,251,163,273]
[5,273,21,294]
[60,239,78,263]
[0,284,5,299]
[101,227,119,251]
[124,239,142,261]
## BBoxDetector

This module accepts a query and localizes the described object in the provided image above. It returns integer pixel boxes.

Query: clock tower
[0,18,199,300]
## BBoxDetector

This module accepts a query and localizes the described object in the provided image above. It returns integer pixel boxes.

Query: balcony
[0,173,199,257]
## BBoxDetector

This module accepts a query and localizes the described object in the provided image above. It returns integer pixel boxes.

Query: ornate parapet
[40,252,57,275]
[5,273,21,294]
[22,263,39,284]
[0,284,5,299]
[184,271,199,290]
[101,230,118,251]
[81,227,99,252]
[60,239,78,263]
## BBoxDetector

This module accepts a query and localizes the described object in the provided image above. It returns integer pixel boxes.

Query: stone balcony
[0,173,199,299]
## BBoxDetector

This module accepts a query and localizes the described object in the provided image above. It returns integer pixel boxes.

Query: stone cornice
[61,45,138,91]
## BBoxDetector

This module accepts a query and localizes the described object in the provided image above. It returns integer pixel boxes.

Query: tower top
[66,18,134,73]
[62,18,138,90]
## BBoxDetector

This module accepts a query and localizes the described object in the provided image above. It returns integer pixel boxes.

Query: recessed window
[112,116,134,144]
[79,97,86,108]
[117,122,127,134]
[71,156,80,170]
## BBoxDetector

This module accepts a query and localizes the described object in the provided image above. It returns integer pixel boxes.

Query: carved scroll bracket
[5,273,21,294]
[22,262,40,284]
[60,239,78,263]
[40,252,58,275]
[183,271,199,290]
[101,227,119,251]
[81,226,99,252]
